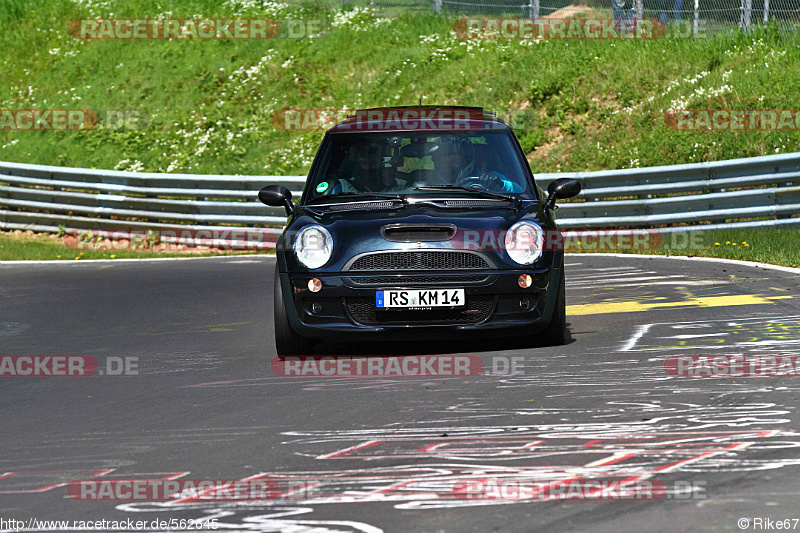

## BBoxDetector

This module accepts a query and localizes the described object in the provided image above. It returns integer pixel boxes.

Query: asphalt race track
[1,254,799,532]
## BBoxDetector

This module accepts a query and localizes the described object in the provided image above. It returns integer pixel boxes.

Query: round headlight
[293,225,333,269]
[505,221,544,265]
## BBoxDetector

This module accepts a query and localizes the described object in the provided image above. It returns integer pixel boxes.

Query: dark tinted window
[305,131,531,201]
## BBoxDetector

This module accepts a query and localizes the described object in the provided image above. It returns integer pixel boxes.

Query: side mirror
[258,185,295,216]
[544,178,581,211]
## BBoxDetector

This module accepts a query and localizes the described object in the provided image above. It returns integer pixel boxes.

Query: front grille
[347,274,490,286]
[346,295,495,325]
[348,251,490,271]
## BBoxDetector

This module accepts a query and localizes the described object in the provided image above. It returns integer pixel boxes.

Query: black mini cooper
[259,107,580,356]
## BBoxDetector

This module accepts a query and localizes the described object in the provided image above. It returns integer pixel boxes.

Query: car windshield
[305,131,532,202]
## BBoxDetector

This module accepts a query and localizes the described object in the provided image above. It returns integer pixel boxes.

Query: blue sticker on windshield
[316,181,329,193]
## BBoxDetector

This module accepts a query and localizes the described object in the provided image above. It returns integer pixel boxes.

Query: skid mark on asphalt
[565,261,796,316]
[189,402,796,510]
[621,315,800,354]
[184,375,471,393]
[69,401,799,527]
[565,264,792,315]
[6,404,800,529]
[0,322,30,337]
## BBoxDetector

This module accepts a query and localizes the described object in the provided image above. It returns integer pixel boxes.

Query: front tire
[274,270,315,358]
[541,267,567,346]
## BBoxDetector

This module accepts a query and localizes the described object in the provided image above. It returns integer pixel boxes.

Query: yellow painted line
[568,294,793,316]
[139,321,253,336]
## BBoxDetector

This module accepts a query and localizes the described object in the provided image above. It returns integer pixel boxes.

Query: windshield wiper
[413,185,520,205]
[307,192,406,204]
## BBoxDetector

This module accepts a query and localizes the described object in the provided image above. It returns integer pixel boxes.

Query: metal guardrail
[534,152,800,231]
[1,153,799,248]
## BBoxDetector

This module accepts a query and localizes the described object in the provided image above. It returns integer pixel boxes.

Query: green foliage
[0,3,798,176]
[516,127,549,153]
[590,229,800,268]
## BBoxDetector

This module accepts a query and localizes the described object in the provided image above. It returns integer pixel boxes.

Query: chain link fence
[354,0,799,35]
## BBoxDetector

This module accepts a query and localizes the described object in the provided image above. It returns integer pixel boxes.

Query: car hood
[280,200,556,272]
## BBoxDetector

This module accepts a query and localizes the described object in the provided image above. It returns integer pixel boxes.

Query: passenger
[331,141,405,194]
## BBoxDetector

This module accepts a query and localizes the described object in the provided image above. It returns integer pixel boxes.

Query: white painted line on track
[566,253,800,275]
[621,323,655,351]
[570,274,675,283]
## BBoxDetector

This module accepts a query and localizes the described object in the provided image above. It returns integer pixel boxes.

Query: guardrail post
[763,0,769,22]
[433,0,441,13]
[693,0,700,36]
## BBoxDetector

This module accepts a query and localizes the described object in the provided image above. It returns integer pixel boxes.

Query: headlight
[505,221,544,265]
[293,225,333,269]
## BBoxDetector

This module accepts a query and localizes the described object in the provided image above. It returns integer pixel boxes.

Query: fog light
[311,302,323,314]
[518,274,533,288]
[308,278,322,292]
[519,298,530,310]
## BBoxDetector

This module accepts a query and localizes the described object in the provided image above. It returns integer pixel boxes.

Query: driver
[430,138,475,184]
[431,137,521,192]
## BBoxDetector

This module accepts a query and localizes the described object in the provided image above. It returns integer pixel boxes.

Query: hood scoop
[381,224,456,242]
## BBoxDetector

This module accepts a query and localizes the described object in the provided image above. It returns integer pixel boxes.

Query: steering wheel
[459,173,504,191]
[458,176,489,191]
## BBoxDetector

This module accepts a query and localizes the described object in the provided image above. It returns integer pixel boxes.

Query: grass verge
[0,231,273,261]
[567,228,800,268]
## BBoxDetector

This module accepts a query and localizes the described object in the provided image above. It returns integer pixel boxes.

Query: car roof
[327,106,511,133]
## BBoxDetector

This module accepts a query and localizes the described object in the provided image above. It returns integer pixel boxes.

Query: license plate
[376,289,465,310]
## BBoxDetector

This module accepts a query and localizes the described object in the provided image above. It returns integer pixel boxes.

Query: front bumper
[278,267,561,340]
